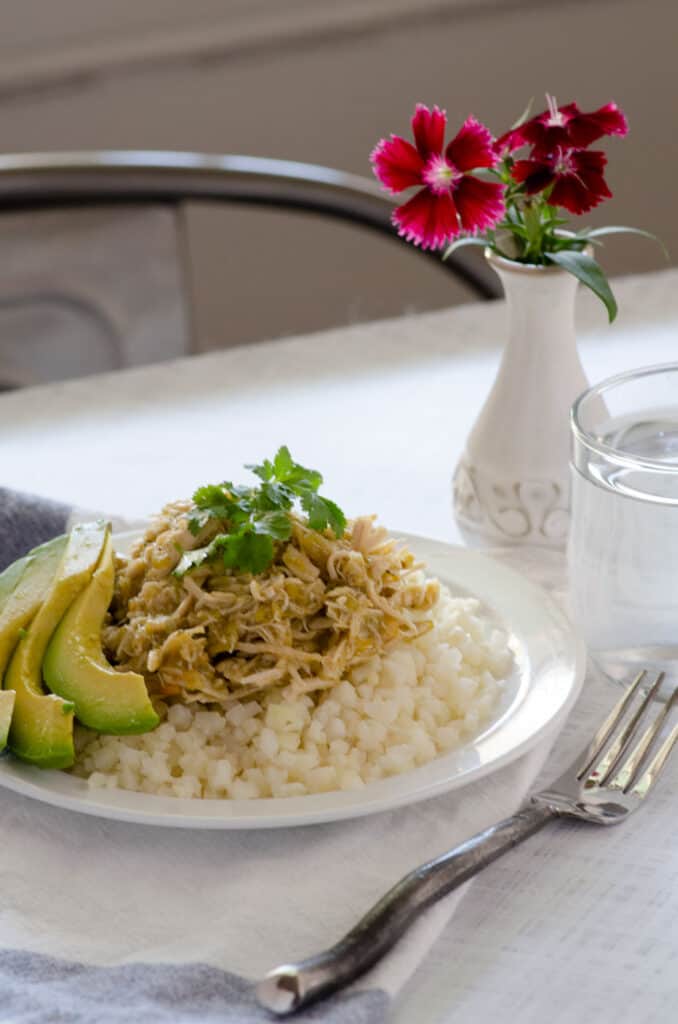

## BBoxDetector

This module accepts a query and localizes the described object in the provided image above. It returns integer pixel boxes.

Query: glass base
[591,645,678,701]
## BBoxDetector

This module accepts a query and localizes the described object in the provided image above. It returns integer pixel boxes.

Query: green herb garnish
[174,446,346,578]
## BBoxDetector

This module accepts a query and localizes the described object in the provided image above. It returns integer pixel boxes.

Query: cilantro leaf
[273,446,294,480]
[187,509,212,536]
[174,533,242,577]
[299,492,346,537]
[224,531,274,574]
[193,484,226,506]
[174,544,215,576]
[224,483,255,503]
[247,457,274,482]
[258,481,295,512]
[272,446,323,492]
[284,466,323,491]
[190,485,232,534]
[190,483,241,534]
[180,447,346,576]
[215,534,242,570]
[251,510,293,540]
[248,446,322,493]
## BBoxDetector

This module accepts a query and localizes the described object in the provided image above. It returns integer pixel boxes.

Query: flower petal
[520,102,576,153]
[370,135,425,193]
[411,104,447,158]
[522,120,570,152]
[572,148,609,175]
[568,102,629,147]
[446,116,497,171]
[454,176,505,233]
[494,126,528,154]
[510,158,541,183]
[511,159,555,194]
[549,173,605,214]
[392,188,460,249]
[571,150,612,200]
[554,102,580,124]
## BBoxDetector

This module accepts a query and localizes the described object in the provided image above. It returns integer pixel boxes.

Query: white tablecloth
[2,267,678,1022]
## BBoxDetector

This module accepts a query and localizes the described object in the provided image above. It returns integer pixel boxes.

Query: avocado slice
[4,522,107,769]
[0,537,68,670]
[0,692,14,750]
[0,555,29,750]
[0,554,30,605]
[0,536,69,751]
[43,531,159,735]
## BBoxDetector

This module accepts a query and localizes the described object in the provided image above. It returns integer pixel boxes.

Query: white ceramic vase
[453,249,591,549]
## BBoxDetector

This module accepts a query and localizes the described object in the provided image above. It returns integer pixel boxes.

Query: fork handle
[256,801,555,1016]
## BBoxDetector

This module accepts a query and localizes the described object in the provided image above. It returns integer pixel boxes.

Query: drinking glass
[569,363,678,692]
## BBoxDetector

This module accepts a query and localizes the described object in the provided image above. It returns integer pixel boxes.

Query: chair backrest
[0,204,189,388]
[0,151,500,388]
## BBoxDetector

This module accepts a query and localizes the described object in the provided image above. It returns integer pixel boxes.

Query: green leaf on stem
[548,235,588,252]
[523,203,543,254]
[510,97,534,129]
[546,249,618,322]
[583,226,669,259]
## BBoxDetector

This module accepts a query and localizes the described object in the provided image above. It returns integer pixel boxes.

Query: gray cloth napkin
[0,950,385,1024]
[0,488,72,573]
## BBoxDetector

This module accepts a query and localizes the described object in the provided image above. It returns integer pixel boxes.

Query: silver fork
[257,670,678,1017]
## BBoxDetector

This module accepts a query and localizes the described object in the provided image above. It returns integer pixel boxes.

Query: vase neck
[492,261,580,353]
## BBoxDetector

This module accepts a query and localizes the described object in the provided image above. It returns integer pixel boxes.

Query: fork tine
[595,673,665,786]
[577,669,647,780]
[630,702,678,798]
[614,684,678,792]
[611,724,655,792]
[598,671,667,782]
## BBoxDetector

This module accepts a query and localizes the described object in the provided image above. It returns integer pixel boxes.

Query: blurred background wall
[0,0,675,354]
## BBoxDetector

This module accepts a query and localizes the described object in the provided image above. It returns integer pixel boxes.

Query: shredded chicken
[104,502,440,706]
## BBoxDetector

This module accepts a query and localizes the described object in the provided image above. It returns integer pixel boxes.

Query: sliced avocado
[4,522,108,769]
[0,555,30,750]
[0,691,15,750]
[0,536,68,751]
[0,536,68,672]
[43,532,159,735]
[0,554,30,605]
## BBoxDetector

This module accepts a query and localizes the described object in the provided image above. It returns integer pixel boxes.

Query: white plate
[0,533,585,829]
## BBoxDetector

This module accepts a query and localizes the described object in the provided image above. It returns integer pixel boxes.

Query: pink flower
[494,125,529,156]
[371,105,505,250]
[497,96,628,155]
[512,148,612,215]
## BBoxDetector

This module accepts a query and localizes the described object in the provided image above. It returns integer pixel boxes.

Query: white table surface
[2,267,675,541]
[2,266,678,1022]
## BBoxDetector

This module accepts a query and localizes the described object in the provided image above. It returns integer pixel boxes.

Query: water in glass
[569,366,678,694]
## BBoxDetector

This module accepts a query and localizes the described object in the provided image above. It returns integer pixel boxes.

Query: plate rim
[0,531,586,828]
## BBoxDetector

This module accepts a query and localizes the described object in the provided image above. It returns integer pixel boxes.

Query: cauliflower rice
[73,588,511,799]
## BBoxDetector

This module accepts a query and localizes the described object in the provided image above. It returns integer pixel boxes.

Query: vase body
[453,250,590,549]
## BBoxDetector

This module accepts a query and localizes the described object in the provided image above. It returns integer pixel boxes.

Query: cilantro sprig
[174,446,346,577]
